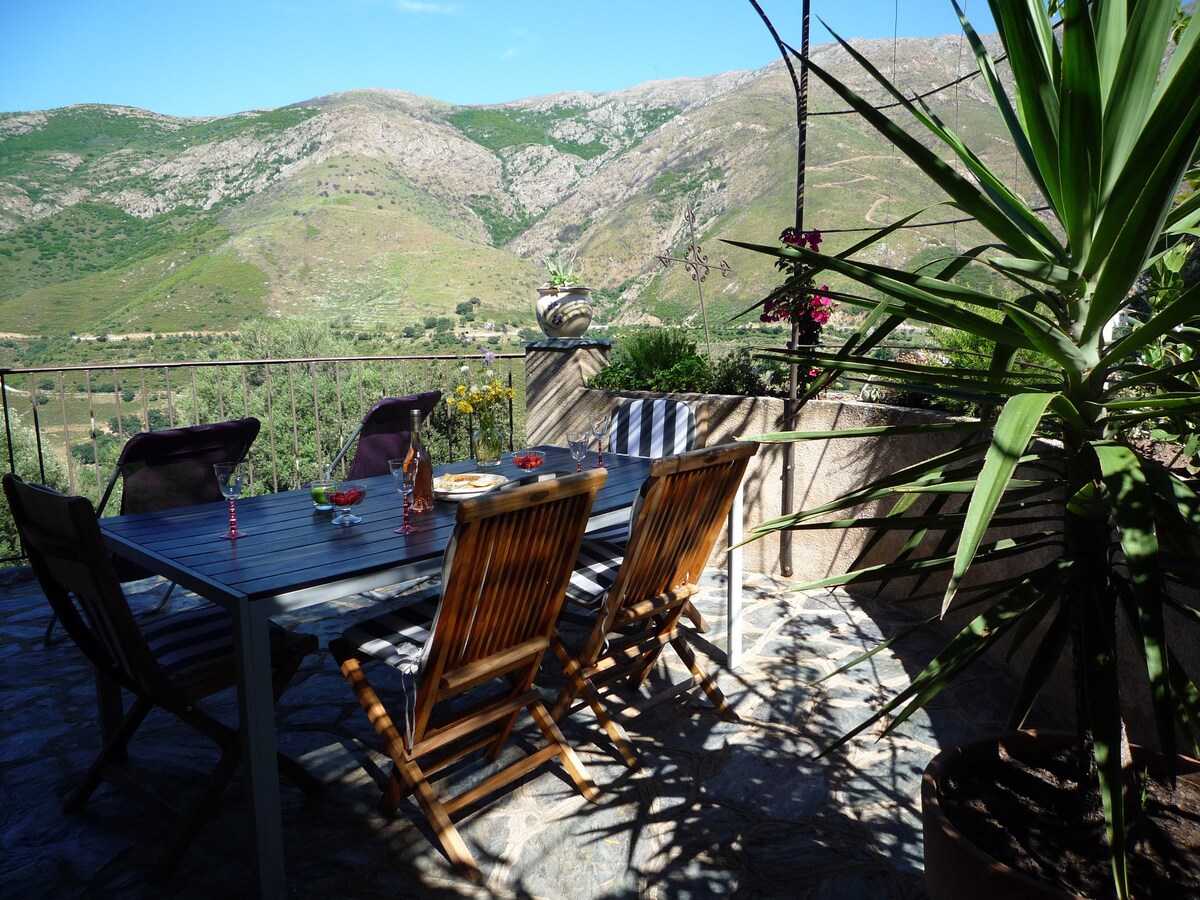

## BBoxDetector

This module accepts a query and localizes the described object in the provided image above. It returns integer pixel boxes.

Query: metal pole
[749,0,810,577]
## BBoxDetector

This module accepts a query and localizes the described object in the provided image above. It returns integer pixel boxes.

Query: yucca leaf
[1058,0,1102,262]
[1085,41,1200,335]
[953,0,1056,207]
[1095,442,1173,766]
[1080,588,1131,900]
[987,0,1062,208]
[1100,0,1175,194]
[853,34,1061,253]
[1091,0,1127,107]
[792,532,1062,593]
[803,39,1052,260]
[998,300,1092,374]
[1006,596,1071,730]
[751,421,988,443]
[989,256,1079,292]
[946,392,1058,612]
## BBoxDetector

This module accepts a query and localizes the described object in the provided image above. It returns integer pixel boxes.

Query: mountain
[0,35,1025,336]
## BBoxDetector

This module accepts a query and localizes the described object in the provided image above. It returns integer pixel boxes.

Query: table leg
[726,480,744,670]
[232,600,287,899]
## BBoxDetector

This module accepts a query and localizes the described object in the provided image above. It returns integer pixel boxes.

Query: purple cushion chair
[329,391,443,480]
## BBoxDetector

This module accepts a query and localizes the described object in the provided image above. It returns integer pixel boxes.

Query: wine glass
[567,430,589,472]
[213,463,247,539]
[329,483,367,526]
[590,412,611,468]
[389,458,417,535]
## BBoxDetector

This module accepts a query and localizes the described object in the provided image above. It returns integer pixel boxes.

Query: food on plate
[433,473,504,492]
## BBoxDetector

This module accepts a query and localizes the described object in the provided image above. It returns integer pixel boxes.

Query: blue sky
[0,1,996,116]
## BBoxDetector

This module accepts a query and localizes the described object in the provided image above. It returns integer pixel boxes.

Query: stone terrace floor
[0,565,1021,899]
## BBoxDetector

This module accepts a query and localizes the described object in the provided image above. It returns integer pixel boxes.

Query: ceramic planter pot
[535,285,592,338]
[921,730,1200,900]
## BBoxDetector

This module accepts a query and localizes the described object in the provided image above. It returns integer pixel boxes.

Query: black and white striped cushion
[608,399,696,458]
[340,594,440,673]
[566,539,624,609]
[143,604,297,682]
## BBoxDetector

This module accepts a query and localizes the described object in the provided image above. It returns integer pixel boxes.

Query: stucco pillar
[522,338,612,444]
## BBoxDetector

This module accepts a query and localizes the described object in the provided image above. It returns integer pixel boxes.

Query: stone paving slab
[0,565,1025,899]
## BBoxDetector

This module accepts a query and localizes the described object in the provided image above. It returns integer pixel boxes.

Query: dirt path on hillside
[0,331,236,341]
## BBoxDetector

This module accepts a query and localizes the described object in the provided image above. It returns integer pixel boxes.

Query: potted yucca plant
[731,2,1200,897]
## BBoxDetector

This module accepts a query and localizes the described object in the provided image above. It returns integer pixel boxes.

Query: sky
[0,1,997,117]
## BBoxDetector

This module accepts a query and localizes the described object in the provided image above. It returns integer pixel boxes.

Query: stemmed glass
[213,463,247,540]
[330,483,367,526]
[590,412,611,468]
[567,430,589,472]
[389,458,417,535]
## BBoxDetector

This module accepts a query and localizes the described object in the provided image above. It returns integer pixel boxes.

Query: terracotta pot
[922,730,1200,900]
[535,285,592,338]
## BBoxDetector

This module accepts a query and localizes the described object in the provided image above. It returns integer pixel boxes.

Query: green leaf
[804,36,1052,260]
[1080,588,1131,900]
[997,299,1091,375]
[1094,442,1173,761]
[946,392,1058,612]
[987,0,1062,209]
[1058,0,1102,262]
[1085,38,1200,335]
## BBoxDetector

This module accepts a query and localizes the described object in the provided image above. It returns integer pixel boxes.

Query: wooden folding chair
[590,398,708,630]
[4,473,319,877]
[552,441,759,768]
[329,391,442,479]
[329,469,606,877]
[43,416,262,643]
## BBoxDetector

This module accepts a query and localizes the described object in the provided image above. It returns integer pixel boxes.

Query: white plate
[432,473,509,501]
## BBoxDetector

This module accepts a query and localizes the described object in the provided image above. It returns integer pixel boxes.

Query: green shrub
[592,332,779,396]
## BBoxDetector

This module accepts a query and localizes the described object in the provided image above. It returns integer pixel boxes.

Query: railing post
[1,372,14,474]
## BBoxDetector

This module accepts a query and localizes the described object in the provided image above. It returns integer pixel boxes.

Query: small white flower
[486,369,494,378]
[460,365,469,374]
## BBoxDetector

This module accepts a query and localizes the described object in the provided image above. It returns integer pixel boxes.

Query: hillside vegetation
[0,35,1028,337]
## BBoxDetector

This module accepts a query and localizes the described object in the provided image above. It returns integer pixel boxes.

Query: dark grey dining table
[98,445,746,899]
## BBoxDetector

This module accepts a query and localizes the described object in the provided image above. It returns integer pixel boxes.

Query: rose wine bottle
[405,409,434,512]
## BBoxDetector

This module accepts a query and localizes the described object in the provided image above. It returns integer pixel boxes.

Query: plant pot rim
[538,283,591,293]
[922,729,1200,900]
[923,730,1083,899]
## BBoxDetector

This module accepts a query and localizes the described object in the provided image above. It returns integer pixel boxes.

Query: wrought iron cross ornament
[654,205,732,357]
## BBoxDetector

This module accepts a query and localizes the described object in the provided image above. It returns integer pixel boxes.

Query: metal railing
[0,351,525,535]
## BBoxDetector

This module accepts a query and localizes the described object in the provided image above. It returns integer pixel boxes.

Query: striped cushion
[608,399,696,458]
[142,604,299,682]
[566,539,625,609]
[584,518,630,545]
[340,594,440,673]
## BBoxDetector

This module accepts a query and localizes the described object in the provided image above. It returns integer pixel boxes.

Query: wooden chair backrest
[590,441,758,647]
[3,474,174,700]
[413,469,605,729]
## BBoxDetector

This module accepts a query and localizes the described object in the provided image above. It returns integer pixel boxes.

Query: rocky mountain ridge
[0,34,1022,335]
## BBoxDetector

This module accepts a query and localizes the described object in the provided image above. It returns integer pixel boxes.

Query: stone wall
[523,337,976,583]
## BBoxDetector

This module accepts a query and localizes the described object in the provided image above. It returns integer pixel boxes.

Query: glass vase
[474,413,504,467]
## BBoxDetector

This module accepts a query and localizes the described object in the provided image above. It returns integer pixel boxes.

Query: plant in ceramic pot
[732,2,1200,898]
[536,250,593,338]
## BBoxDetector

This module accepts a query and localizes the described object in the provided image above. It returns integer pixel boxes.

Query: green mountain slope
[0,35,1028,336]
